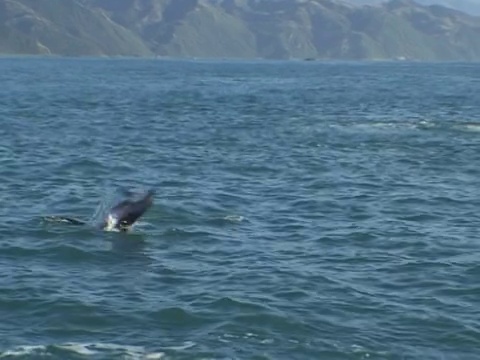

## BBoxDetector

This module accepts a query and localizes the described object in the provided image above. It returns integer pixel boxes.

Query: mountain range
[1,0,480,60]
[344,0,480,15]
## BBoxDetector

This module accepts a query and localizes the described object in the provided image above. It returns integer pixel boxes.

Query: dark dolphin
[102,189,155,232]
[44,189,155,232]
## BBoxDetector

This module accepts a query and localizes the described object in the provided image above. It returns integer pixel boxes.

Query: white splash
[223,215,245,223]
[103,214,120,232]
[0,342,166,359]
[461,124,480,132]
[0,345,45,358]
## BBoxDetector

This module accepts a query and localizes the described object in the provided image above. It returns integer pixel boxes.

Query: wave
[0,341,196,360]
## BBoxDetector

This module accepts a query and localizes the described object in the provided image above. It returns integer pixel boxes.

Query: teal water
[0,58,479,360]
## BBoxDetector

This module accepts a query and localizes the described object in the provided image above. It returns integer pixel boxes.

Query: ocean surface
[0,57,479,360]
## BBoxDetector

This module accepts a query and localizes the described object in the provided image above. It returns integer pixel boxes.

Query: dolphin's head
[102,189,155,232]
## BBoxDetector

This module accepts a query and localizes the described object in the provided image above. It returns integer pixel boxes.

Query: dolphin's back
[108,190,155,227]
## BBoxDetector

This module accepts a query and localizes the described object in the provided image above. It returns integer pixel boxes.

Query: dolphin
[44,189,155,232]
[101,189,155,232]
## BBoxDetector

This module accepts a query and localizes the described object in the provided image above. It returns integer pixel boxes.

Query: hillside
[344,0,480,16]
[0,0,152,56]
[1,0,480,60]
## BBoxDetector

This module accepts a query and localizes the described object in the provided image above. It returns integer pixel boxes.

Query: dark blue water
[0,57,479,359]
